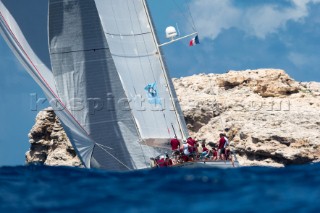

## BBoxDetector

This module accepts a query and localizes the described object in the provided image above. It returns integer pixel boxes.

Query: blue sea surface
[0,164,320,213]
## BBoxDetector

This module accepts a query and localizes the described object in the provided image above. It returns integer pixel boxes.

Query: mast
[141,0,188,140]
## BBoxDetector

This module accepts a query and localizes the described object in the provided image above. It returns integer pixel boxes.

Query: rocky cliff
[26,109,82,167]
[26,69,320,167]
[175,69,320,167]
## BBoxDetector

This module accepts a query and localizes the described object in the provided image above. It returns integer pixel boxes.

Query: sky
[0,0,320,166]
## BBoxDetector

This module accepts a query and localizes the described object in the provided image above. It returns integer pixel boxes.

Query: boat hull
[172,160,240,169]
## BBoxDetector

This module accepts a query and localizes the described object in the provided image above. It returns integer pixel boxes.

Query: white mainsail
[0,0,189,171]
[94,0,189,141]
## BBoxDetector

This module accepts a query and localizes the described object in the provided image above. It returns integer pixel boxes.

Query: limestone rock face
[173,69,320,167]
[26,108,82,167]
[215,69,300,97]
[26,69,320,168]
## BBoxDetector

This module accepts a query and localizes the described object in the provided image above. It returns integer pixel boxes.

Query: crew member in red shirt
[166,154,173,166]
[187,137,197,153]
[200,143,210,160]
[157,155,167,167]
[217,133,226,160]
[170,137,181,163]
[212,147,218,160]
[170,137,180,151]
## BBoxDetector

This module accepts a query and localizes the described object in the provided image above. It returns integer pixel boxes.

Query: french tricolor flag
[189,35,200,46]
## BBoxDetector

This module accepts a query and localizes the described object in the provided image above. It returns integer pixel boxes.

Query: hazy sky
[1,0,320,166]
[152,0,320,81]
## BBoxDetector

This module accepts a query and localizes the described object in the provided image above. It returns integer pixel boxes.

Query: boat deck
[172,160,240,168]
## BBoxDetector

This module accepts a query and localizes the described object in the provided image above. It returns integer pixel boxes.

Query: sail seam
[132,0,169,134]
[50,47,110,55]
[111,53,157,58]
[125,0,160,137]
[107,0,147,141]
[142,0,186,139]
[0,11,90,136]
[105,32,151,36]
[95,143,132,170]
[138,0,173,138]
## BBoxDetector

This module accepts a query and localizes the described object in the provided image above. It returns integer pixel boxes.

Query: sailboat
[0,0,239,171]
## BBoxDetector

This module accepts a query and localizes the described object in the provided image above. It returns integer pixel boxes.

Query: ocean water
[0,164,320,213]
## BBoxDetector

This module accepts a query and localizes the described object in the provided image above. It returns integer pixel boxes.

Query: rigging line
[122,0,154,143]
[125,0,149,87]
[133,1,159,96]
[108,0,149,144]
[2,4,140,170]
[178,0,223,132]
[110,0,156,142]
[134,1,160,91]
[163,113,171,138]
[109,0,144,135]
[110,0,138,97]
[93,1,142,168]
[186,0,198,31]
[173,0,223,131]
[95,143,113,150]
[138,139,149,167]
[139,0,176,136]
[124,0,153,164]
[172,0,197,32]
[157,101,171,138]
[142,0,185,139]
[108,1,151,167]
[124,0,149,93]
[95,143,132,170]
[132,0,167,132]
[124,0,151,110]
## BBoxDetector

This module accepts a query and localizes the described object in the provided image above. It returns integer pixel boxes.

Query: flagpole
[158,32,198,47]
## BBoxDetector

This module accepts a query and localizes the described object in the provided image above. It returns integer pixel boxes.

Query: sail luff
[0,2,90,137]
[142,0,189,140]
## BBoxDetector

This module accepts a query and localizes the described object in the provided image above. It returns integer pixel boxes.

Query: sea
[0,164,320,213]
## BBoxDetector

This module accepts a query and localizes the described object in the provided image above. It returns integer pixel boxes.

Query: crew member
[170,137,180,151]
[187,136,197,154]
[217,133,227,160]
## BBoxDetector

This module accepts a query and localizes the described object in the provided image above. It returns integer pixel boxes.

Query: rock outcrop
[26,109,82,167]
[174,69,320,167]
[26,69,320,167]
